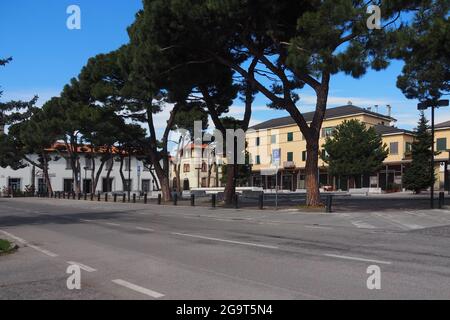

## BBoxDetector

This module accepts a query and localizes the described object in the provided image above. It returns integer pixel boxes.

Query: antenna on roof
[374,105,379,113]
[367,106,372,112]
[386,105,392,118]
[347,101,353,105]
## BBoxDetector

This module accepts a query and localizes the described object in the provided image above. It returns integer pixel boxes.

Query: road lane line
[304,225,333,230]
[135,227,155,232]
[112,279,165,298]
[351,220,377,229]
[80,219,94,223]
[67,261,97,272]
[0,230,58,257]
[172,232,279,249]
[105,222,121,227]
[323,253,392,265]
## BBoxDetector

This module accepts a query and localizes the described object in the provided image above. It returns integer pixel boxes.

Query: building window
[201,177,207,188]
[287,132,293,142]
[123,179,132,192]
[302,151,307,162]
[287,152,293,162]
[65,158,72,170]
[102,178,113,193]
[8,178,21,192]
[256,155,261,165]
[437,138,447,151]
[104,158,113,171]
[201,161,207,172]
[256,137,260,146]
[63,179,74,193]
[124,158,132,171]
[322,127,335,138]
[271,134,277,144]
[405,142,412,154]
[183,163,190,173]
[321,149,328,159]
[389,142,399,155]
[84,157,92,170]
[142,179,151,193]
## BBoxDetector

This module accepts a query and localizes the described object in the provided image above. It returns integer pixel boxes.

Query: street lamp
[417,99,449,208]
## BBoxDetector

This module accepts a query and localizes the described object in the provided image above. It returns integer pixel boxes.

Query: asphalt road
[0,197,450,300]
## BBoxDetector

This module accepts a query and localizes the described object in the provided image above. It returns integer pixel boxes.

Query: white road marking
[351,220,377,229]
[0,230,58,257]
[304,225,333,230]
[135,227,155,232]
[323,253,392,265]
[112,279,165,298]
[172,232,279,249]
[67,261,97,272]
[80,219,94,223]
[105,222,121,227]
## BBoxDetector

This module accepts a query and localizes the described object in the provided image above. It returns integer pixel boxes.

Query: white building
[0,148,160,195]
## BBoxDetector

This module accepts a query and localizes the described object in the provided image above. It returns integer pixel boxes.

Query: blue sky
[1,0,449,133]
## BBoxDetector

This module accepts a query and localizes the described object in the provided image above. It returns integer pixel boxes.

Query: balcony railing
[283,161,296,169]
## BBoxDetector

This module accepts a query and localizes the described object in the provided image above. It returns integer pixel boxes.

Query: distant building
[435,120,450,190]
[246,104,419,192]
[0,144,160,195]
[169,143,224,191]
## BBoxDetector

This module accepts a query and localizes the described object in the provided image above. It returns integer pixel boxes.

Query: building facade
[0,150,160,195]
[169,143,224,191]
[435,120,450,190]
[246,104,418,192]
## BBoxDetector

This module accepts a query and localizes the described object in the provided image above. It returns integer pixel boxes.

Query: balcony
[283,161,296,169]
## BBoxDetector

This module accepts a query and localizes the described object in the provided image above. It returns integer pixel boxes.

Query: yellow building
[434,120,450,190]
[246,104,416,192]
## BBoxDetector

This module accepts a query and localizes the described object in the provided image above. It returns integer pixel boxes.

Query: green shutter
[437,138,447,151]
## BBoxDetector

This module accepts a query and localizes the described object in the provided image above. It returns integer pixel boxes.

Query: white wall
[0,153,160,194]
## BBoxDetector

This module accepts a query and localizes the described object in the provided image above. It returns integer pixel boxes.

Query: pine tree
[321,120,388,187]
[403,112,435,194]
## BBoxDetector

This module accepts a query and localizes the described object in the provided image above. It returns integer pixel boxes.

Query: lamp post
[417,99,449,208]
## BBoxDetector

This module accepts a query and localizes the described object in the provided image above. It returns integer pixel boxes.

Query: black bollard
[122,194,126,203]
[97,192,101,202]
[211,194,216,208]
[191,194,195,206]
[84,192,87,201]
[173,193,178,206]
[58,192,61,199]
[439,192,445,209]
[258,192,264,210]
[73,192,76,200]
[105,193,108,202]
[133,193,136,203]
[157,194,162,205]
[78,193,81,200]
[234,194,239,209]
[326,195,333,213]
[144,193,147,204]
[90,193,94,201]
[114,194,117,203]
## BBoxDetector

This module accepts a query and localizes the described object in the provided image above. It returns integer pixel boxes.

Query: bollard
[326,195,333,213]
[191,194,195,206]
[157,194,162,205]
[234,193,239,209]
[144,193,148,204]
[84,193,87,201]
[90,193,94,201]
[73,192,76,200]
[258,192,264,210]
[78,193,81,200]
[114,194,117,203]
[58,192,61,199]
[439,192,445,209]
[97,192,101,202]
[63,192,66,199]
[211,194,216,208]
[173,193,178,206]
[105,193,108,202]
[122,194,126,203]
[133,193,136,203]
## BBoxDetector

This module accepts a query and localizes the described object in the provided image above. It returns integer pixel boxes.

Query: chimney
[386,105,392,118]
[374,105,379,113]
[367,106,372,112]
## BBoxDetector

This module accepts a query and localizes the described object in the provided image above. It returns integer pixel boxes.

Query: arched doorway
[183,178,190,191]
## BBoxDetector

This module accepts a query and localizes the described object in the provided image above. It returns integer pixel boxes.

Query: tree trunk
[149,166,160,191]
[224,164,236,205]
[305,139,321,206]
[119,157,126,190]
[42,155,53,193]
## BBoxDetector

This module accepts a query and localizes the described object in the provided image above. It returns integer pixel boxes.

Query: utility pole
[418,99,449,209]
